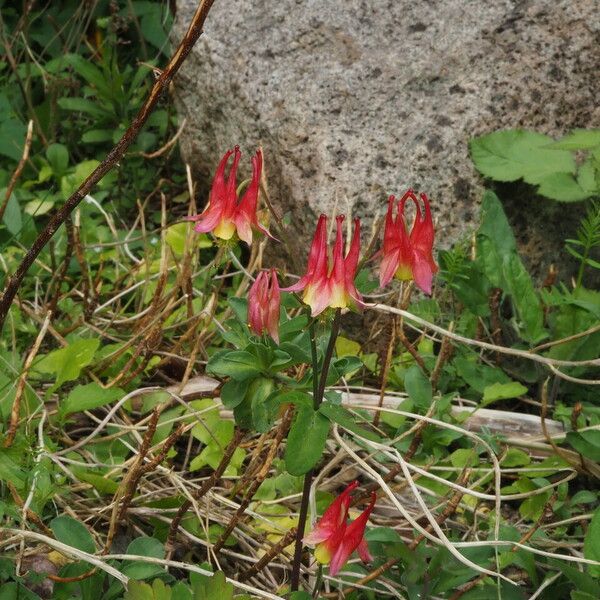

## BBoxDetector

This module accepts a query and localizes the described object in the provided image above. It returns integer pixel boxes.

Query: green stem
[576,245,589,289]
[290,309,342,591]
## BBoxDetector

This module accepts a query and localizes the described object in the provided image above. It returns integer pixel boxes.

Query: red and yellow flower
[247,269,281,343]
[304,481,375,576]
[188,146,273,245]
[379,190,437,295]
[283,215,363,316]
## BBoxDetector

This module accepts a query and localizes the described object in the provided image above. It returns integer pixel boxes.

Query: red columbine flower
[248,269,281,343]
[283,215,363,317]
[188,146,274,245]
[304,481,376,576]
[379,190,438,295]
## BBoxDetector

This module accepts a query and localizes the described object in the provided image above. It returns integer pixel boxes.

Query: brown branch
[7,482,53,536]
[166,427,246,554]
[372,313,397,428]
[0,0,217,333]
[238,527,297,582]
[430,322,454,391]
[212,410,292,555]
[0,120,33,224]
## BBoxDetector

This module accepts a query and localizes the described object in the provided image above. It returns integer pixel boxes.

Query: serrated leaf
[550,129,600,150]
[536,172,590,202]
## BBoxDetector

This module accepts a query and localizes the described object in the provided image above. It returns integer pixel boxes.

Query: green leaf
[74,470,119,495]
[585,508,600,577]
[165,222,193,258]
[35,338,100,387]
[536,172,590,202]
[122,537,164,580]
[577,160,598,194]
[289,593,312,600]
[566,431,600,462]
[57,97,112,118]
[470,129,575,184]
[319,402,381,442]
[191,571,233,600]
[501,448,531,468]
[482,381,527,404]
[61,160,100,199]
[477,192,546,343]
[60,382,125,417]
[50,515,96,553]
[82,129,114,143]
[46,143,69,175]
[207,350,262,381]
[551,129,600,150]
[220,378,250,409]
[24,198,55,216]
[404,365,432,410]
[284,407,329,475]
[125,580,172,600]
[0,191,21,235]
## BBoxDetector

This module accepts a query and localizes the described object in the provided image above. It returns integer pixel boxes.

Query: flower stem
[290,309,342,591]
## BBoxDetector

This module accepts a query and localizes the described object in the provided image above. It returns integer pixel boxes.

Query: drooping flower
[304,481,376,576]
[248,269,281,343]
[283,215,363,317]
[379,190,438,295]
[188,146,274,245]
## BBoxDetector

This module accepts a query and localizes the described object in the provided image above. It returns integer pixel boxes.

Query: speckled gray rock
[172,0,599,276]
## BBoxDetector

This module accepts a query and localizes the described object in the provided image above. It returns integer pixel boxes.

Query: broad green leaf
[470,129,575,184]
[551,129,600,150]
[82,129,114,143]
[0,117,26,161]
[165,222,193,258]
[319,402,380,442]
[482,381,527,404]
[74,470,119,495]
[577,159,598,193]
[584,508,600,577]
[220,378,250,409]
[536,172,590,202]
[335,336,361,357]
[477,192,545,343]
[284,407,329,475]
[122,537,164,580]
[0,191,21,235]
[35,338,100,387]
[24,198,54,216]
[404,365,432,410]
[566,431,600,462]
[501,448,531,468]
[61,160,100,199]
[207,350,262,380]
[449,449,479,468]
[50,515,96,553]
[46,143,69,175]
[60,382,125,417]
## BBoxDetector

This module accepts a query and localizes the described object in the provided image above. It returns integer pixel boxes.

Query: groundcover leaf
[60,382,125,417]
[470,129,575,184]
[35,338,100,387]
[50,515,96,553]
[284,407,329,475]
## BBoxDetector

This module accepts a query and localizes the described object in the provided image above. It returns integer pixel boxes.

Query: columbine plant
[195,147,437,592]
[188,146,274,244]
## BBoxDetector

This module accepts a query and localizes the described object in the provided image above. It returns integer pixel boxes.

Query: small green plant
[470,128,600,201]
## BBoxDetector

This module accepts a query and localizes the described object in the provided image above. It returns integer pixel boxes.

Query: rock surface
[172,0,599,276]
